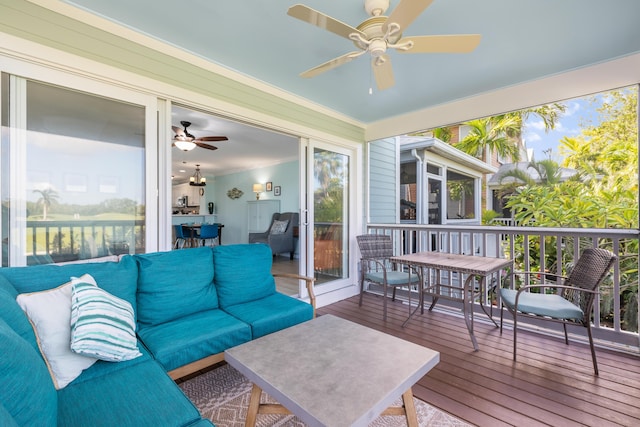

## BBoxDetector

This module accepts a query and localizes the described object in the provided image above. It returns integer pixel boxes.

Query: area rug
[179,364,471,427]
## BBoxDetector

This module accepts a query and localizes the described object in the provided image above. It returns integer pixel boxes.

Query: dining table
[390,251,513,351]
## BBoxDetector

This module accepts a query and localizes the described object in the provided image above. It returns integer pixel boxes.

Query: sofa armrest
[273,273,316,318]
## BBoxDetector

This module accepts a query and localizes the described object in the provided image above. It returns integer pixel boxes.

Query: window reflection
[2,78,145,266]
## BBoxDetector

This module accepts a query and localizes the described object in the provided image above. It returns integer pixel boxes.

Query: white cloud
[525,133,542,142]
[527,120,546,131]
[564,101,581,116]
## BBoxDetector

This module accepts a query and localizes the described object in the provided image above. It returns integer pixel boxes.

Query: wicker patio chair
[499,247,616,375]
[356,234,421,322]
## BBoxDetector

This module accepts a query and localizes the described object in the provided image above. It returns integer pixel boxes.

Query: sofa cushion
[137,309,251,372]
[213,244,275,308]
[58,359,204,427]
[270,219,289,234]
[0,318,57,426]
[0,255,138,314]
[70,274,142,362]
[223,292,314,338]
[0,275,37,349]
[70,343,152,386]
[135,247,218,327]
[16,279,98,389]
[0,403,19,427]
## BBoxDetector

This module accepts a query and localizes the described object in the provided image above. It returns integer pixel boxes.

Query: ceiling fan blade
[198,136,228,142]
[194,142,218,151]
[300,51,364,78]
[383,0,434,33]
[287,4,365,40]
[372,55,395,91]
[398,34,482,53]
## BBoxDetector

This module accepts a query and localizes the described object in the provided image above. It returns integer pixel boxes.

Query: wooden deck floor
[317,293,640,427]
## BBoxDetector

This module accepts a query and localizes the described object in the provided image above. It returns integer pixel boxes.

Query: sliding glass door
[1,69,156,266]
[300,139,358,295]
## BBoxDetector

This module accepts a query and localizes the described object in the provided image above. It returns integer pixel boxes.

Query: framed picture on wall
[266,182,273,192]
[274,186,281,196]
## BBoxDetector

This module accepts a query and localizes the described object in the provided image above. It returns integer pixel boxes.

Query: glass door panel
[1,75,148,266]
[313,147,349,286]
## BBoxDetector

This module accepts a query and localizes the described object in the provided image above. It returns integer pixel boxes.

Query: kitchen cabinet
[247,200,280,233]
[172,183,202,207]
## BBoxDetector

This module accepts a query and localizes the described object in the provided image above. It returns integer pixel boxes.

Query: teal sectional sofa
[0,243,315,426]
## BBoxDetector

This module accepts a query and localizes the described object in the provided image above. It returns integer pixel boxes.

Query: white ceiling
[170,106,298,183]
[56,0,640,178]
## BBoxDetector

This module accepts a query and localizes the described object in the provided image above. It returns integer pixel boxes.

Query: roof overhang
[400,137,497,174]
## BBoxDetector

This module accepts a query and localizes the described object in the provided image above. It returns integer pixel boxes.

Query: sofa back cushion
[213,244,275,308]
[0,256,138,313]
[0,318,57,426]
[0,275,38,349]
[135,247,217,327]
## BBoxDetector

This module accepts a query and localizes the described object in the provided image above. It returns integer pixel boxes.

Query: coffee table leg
[245,384,262,427]
[402,388,419,427]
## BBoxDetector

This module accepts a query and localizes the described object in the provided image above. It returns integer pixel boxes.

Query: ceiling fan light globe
[174,140,197,151]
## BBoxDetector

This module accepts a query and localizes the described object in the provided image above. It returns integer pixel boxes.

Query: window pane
[313,148,349,284]
[400,162,416,221]
[446,170,475,219]
[2,78,145,266]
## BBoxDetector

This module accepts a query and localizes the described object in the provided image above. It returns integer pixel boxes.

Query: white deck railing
[366,223,640,352]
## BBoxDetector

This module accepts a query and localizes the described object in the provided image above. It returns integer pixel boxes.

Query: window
[2,76,146,266]
[399,162,417,221]
[446,171,475,220]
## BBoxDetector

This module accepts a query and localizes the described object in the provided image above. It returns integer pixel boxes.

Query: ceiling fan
[172,121,228,151]
[287,0,481,90]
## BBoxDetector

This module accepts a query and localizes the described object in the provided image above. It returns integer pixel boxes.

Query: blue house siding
[369,138,397,223]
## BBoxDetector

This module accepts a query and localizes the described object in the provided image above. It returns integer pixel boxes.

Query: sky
[522,94,605,163]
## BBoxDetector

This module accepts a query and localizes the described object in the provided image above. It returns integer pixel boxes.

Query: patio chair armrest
[513,270,568,280]
[361,257,388,271]
[272,273,317,317]
[515,283,599,297]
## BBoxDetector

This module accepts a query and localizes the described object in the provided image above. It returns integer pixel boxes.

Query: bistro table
[390,252,513,351]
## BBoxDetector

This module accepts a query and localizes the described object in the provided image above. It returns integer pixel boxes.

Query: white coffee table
[224,314,440,427]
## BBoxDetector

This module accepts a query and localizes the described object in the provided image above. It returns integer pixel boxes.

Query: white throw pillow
[16,279,97,390]
[70,274,141,362]
[270,219,289,234]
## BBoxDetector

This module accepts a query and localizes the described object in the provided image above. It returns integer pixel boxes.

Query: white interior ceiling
[170,106,298,183]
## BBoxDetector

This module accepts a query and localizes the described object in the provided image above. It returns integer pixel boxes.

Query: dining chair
[197,224,219,247]
[499,247,616,375]
[173,224,189,249]
[356,234,421,322]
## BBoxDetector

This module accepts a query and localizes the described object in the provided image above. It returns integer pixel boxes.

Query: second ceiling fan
[287,0,481,90]
[172,121,228,151]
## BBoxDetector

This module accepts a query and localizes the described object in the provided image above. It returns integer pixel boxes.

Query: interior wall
[211,160,299,245]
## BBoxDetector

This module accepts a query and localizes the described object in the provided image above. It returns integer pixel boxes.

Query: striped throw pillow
[70,274,142,362]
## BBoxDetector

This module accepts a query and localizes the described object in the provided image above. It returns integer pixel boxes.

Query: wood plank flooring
[318,292,640,427]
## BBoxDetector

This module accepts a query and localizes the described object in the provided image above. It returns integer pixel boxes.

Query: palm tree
[454,115,522,162]
[33,187,59,220]
[454,103,566,163]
